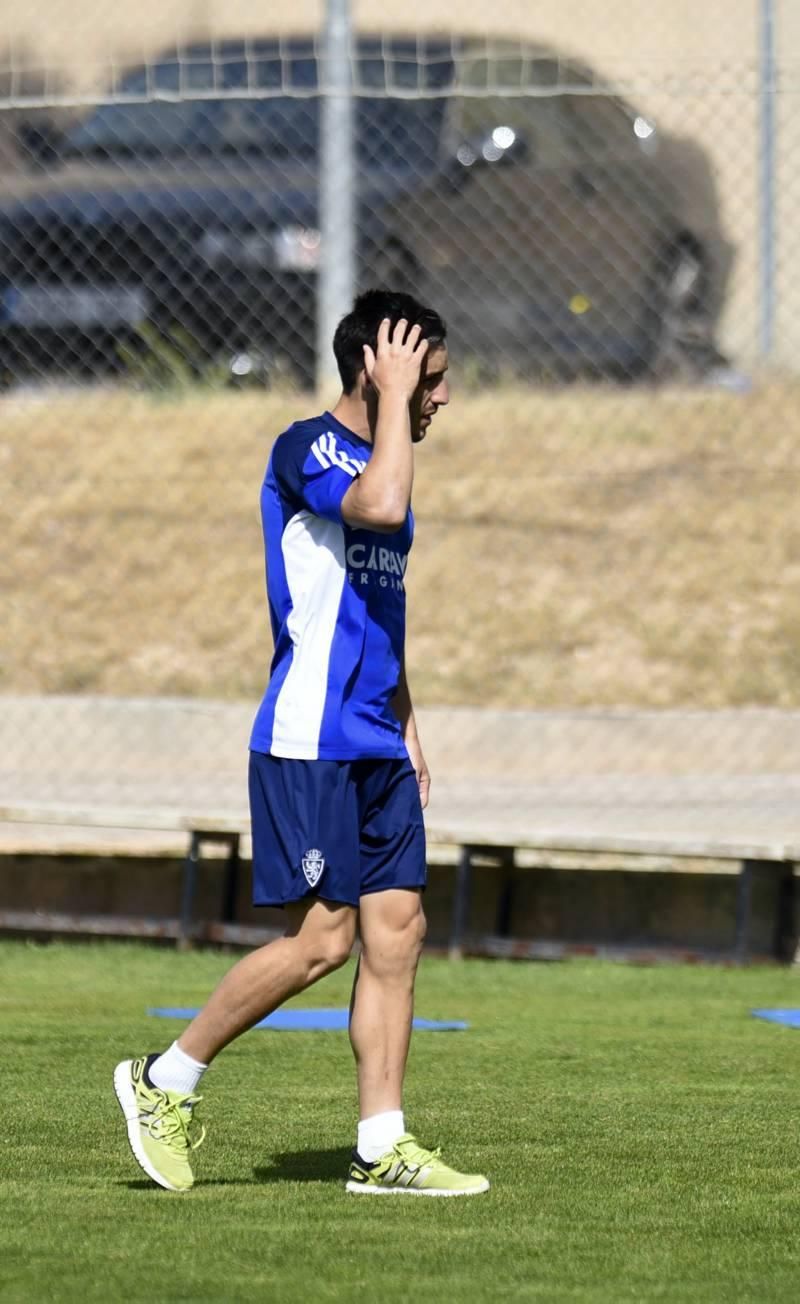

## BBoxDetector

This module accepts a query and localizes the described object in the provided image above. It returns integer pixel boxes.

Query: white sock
[357,1110,405,1163]
[148,1041,207,1095]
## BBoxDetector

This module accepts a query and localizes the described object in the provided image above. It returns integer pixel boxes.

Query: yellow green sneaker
[346,1133,489,1197]
[113,1054,205,1192]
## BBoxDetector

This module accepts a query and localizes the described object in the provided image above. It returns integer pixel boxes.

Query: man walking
[114,289,489,1198]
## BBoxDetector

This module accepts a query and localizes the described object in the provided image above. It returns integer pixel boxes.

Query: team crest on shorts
[301,848,325,887]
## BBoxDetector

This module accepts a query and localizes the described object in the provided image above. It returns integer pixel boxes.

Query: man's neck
[329,392,374,444]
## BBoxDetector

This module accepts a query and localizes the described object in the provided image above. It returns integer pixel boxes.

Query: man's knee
[286,901,356,980]
[302,923,355,979]
[362,897,427,970]
[416,907,428,948]
[404,905,427,953]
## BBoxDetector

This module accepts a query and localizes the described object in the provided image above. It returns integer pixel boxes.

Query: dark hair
[332,288,447,393]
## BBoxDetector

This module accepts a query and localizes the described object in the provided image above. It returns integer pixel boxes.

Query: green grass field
[2,942,800,1302]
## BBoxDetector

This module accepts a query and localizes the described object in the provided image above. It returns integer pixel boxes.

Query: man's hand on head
[362,318,428,401]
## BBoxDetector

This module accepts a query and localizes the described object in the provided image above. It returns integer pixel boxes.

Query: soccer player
[114,289,489,1197]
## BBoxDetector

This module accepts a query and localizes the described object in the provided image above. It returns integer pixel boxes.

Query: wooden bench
[0,802,247,948]
[436,833,798,965]
[1,800,797,963]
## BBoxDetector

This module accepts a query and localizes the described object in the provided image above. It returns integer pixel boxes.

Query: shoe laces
[393,1136,442,1171]
[146,1093,206,1153]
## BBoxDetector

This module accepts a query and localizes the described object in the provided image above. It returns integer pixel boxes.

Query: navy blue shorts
[248,752,427,908]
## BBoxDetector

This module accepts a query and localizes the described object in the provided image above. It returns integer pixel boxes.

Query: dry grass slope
[2,379,799,707]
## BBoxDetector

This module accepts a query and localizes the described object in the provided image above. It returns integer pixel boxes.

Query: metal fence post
[759,0,777,359]
[316,0,355,390]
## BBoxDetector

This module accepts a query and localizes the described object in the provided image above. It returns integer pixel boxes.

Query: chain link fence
[0,24,769,387]
[1,1,799,898]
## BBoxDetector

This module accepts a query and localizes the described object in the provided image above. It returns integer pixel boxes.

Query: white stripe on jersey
[270,510,347,759]
[309,439,332,470]
[309,432,367,478]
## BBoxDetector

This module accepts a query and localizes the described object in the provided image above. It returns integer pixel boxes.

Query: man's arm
[341,318,427,534]
[392,657,431,810]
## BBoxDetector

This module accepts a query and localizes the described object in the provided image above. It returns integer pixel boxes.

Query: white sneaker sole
[113,1060,189,1193]
[345,1178,490,1197]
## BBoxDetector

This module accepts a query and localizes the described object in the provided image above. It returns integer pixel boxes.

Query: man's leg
[346,887,489,1197]
[179,898,356,1063]
[115,898,356,1191]
[348,888,426,1123]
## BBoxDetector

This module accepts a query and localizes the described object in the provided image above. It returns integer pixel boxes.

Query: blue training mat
[148,1006,468,1032]
[752,1009,800,1029]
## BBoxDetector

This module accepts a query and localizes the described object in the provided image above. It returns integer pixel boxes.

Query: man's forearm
[341,318,427,533]
[345,390,413,529]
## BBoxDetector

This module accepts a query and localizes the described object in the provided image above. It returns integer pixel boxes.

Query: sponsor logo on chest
[346,543,408,592]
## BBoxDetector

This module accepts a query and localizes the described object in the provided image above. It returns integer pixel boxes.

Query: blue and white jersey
[250,411,413,760]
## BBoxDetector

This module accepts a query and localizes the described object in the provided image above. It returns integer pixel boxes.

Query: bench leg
[450,845,473,959]
[774,862,796,963]
[179,832,201,950]
[734,860,754,965]
[736,859,796,964]
[495,848,516,937]
[221,834,241,925]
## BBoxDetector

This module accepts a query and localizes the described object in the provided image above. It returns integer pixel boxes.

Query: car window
[64,101,225,157]
[357,98,446,168]
[212,96,445,167]
[69,45,451,167]
[213,99,319,158]
[451,94,579,168]
[449,52,596,166]
[559,94,642,160]
[63,93,446,169]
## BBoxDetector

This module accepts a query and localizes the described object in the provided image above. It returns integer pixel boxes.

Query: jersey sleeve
[274,428,366,525]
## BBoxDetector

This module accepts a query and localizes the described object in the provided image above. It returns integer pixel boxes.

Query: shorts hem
[254,884,425,908]
[253,892,359,910]
[359,880,427,899]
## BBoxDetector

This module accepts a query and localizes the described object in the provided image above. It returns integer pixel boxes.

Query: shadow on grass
[254,1147,352,1184]
[120,1148,352,1190]
[121,1177,258,1190]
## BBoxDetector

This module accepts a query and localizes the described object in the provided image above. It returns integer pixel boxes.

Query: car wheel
[635,240,720,379]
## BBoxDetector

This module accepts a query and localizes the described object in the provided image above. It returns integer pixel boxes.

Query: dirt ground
[2,376,798,708]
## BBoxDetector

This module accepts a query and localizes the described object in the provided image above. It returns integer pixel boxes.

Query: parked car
[0,36,730,385]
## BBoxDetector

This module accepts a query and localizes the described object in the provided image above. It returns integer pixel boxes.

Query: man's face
[411,343,450,443]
